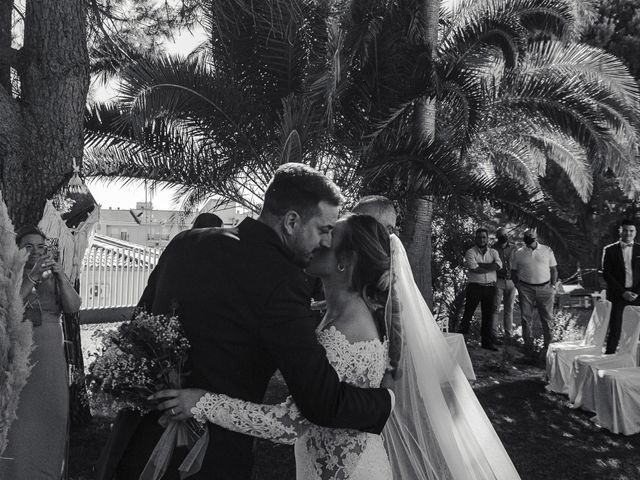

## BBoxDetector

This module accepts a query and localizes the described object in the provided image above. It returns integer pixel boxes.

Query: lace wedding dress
[192,325,393,480]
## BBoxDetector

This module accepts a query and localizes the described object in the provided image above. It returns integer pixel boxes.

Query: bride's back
[322,299,382,344]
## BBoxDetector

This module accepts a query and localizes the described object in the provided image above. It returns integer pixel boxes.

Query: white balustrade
[79,235,162,309]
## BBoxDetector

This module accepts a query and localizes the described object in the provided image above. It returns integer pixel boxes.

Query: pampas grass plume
[0,191,33,455]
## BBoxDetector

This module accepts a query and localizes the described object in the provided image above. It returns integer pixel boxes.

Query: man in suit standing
[602,219,640,354]
[97,163,393,480]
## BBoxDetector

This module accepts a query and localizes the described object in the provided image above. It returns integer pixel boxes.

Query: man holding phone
[602,219,640,353]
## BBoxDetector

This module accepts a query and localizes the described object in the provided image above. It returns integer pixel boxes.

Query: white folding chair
[569,306,640,412]
[592,366,640,435]
[546,300,611,395]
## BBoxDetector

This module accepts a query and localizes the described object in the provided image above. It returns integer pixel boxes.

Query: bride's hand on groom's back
[148,388,208,422]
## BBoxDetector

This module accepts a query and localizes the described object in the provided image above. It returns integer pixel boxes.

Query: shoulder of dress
[319,325,384,347]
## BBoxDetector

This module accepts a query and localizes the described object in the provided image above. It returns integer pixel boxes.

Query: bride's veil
[382,235,520,480]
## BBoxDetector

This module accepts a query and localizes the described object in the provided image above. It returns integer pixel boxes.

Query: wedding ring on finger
[171,408,176,415]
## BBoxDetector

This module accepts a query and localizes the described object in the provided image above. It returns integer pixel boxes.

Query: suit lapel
[632,244,640,279]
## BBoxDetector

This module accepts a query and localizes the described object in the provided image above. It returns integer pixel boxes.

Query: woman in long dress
[153,214,521,479]
[0,226,81,480]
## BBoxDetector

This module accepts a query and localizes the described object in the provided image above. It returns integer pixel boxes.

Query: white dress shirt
[465,246,502,284]
[511,243,557,284]
[620,241,634,288]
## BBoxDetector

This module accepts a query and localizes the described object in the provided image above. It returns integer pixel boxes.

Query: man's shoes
[481,344,499,352]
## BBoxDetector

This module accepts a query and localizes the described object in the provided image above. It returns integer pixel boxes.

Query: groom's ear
[282,210,303,235]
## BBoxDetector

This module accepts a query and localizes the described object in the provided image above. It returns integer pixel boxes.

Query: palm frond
[524,41,640,107]
[529,131,593,201]
[114,54,266,166]
[363,140,584,256]
[481,140,542,186]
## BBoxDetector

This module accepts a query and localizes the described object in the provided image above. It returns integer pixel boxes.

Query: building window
[120,231,130,241]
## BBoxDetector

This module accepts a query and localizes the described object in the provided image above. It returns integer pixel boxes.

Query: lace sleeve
[191,393,309,445]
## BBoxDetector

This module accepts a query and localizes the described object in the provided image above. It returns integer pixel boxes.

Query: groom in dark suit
[602,219,640,354]
[97,163,393,480]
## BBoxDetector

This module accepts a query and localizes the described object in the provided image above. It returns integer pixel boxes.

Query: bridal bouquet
[86,311,190,416]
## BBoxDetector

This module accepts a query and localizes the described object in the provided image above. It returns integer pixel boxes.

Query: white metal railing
[79,234,162,309]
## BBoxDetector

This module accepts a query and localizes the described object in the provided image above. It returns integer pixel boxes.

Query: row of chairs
[546,301,640,435]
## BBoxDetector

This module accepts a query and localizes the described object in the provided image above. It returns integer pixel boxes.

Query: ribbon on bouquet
[139,416,210,480]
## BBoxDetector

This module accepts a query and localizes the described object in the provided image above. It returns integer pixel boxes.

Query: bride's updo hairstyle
[335,214,391,339]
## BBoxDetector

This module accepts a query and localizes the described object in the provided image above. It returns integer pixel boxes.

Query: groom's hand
[148,388,207,422]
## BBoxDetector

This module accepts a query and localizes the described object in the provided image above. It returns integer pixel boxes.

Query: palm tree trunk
[402,196,434,306]
[401,0,439,308]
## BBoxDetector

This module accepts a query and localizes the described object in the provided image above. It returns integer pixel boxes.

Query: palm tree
[322,0,640,302]
[85,0,345,213]
[84,0,640,304]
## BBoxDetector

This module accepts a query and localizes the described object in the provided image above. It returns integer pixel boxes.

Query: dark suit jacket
[97,218,391,480]
[602,242,640,302]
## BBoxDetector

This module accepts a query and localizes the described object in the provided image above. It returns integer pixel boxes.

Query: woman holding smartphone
[0,225,81,480]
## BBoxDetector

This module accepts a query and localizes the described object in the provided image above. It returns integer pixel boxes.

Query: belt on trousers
[519,280,550,287]
[470,282,496,287]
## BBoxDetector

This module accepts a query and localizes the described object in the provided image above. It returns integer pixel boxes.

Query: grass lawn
[70,328,640,480]
[470,346,640,480]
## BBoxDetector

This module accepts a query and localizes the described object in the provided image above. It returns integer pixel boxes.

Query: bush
[551,309,584,343]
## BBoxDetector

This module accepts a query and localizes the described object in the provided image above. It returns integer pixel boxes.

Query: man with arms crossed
[459,228,502,351]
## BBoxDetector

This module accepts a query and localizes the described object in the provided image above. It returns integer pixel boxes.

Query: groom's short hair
[262,163,344,220]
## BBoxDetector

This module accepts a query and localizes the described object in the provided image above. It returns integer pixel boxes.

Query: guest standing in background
[492,227,516,342]
[601,219,640,354]
[352,195,398,235]
[511,229,557,354]
[0,225,81,480]
[459,228,502,351]
[192,212,223,229]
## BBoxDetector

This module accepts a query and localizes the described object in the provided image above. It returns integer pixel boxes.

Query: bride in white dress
[152,214,521,480]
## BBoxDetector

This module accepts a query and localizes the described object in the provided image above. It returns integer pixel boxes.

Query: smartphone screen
[46,238,60,261]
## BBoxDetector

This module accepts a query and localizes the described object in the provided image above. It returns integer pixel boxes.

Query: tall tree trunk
[401,1,439,308]
[0,0,89,227]
[402,196,434,306]
[0,0,90,430]
[0,0,12,92]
